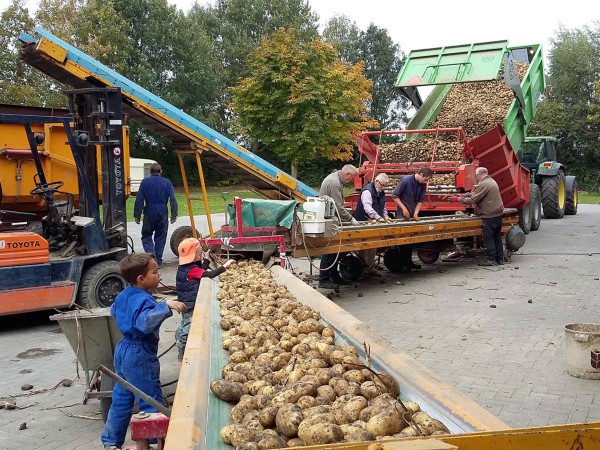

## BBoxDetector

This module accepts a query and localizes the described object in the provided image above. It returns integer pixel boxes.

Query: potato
[296,395,318,410]
[231,401,255,423]
[244,418,264,433]
[228,340,245,354]
[343,369,365,384]
[245,380,269,396]
[412,412,449,434]
[258,405,278,428]
[297,413,336,441]
[403,401,420,415]
[230,425,257,448]
[220,423,237,444]
[359,405,379,423]
[373,373,400,398]
[275,403,304,437]
[365,409,406,437]
[257,435,287,449]
[332,407,353,425]
[302,405,332,419]
[360,381,381,400]
[302,423,344,445]
[345,430,376,442]
[322,327,335,338]
[369,393,397,408]
[317,385,337,402]
[210,380,243,404]
[287,438,305,447]
[399,425,421,436]
[314,395,332,405]
[342,396,368,421]
[297,318,324,334]
[224,371,247,384]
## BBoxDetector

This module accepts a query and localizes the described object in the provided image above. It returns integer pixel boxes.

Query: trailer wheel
[530,184,542,231]
[541,172,566,219]
[417,249,440,264]
[338,255,363,281]
[565,176,578,215]
[99,374,115,423]
[383,247,411,273]
[77,261,126,309]
[517,200,532,234]
[169,226,201,256]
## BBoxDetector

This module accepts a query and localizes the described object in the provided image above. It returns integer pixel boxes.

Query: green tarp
[228,198,298,229]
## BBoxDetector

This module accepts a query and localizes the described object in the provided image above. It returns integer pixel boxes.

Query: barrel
[564,323,600,379]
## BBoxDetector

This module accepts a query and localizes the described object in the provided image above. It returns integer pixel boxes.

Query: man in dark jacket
[134,163,178,267]
[390,167,433,271]
[354,173,390,276]
[452,167,505,266]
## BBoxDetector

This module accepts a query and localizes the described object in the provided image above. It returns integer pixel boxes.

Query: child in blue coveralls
[175,237,235,360]
[101,253,186,450]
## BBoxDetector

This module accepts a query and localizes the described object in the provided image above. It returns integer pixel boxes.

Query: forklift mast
[68,88,128,249]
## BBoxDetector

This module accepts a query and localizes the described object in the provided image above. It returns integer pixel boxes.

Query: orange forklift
[0,88,128,315]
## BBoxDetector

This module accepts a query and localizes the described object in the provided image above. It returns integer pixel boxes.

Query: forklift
[0,88,129,315]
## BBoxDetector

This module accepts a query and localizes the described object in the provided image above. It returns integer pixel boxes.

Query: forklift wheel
[338,255,364,281]
[77,261,126,309]
[170,226,201,256]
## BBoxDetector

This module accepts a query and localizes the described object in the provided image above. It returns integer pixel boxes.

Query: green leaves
[230,29,377,169]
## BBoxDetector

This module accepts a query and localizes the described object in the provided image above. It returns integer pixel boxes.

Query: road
[1,205,599,448]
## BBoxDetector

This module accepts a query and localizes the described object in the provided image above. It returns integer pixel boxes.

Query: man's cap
[178,237,200,264]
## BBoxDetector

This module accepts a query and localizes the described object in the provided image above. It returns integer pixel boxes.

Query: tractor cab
[517,137,558,171]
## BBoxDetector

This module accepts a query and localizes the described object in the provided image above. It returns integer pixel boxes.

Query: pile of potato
[378,61,529,167]
[211,260,449,449]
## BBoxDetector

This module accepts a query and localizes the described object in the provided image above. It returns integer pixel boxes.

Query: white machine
[298,196,337,235]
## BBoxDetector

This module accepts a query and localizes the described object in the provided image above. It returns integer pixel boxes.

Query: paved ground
[1,205,599,448]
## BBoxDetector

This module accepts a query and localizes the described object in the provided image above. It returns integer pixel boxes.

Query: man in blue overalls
[134,163,178,267]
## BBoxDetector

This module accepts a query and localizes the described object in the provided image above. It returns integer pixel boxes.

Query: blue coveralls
[134,174,178,266]
[100,286,173,448]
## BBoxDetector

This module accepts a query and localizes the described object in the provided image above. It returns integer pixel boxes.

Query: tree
[324,17,408,130]
[230,29,377,177]
[0,0,64,107]
[530,24,600,188]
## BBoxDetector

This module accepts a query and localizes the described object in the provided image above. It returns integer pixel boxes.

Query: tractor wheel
[517,199,532,234]
[99,374,115,423]
[417,249,440,264]
[565,176,578,215]
[169,226,201,256]
[541,172,566,219]
[77,261,126,309]
[530,184,542,231]
[338,255,364,281]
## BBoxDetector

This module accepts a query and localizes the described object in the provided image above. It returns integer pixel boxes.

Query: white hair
[475,167,488,176]
[342,164,358,175]
[375,173,389,184]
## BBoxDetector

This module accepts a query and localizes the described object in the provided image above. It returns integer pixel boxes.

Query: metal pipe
[98,364,171,417]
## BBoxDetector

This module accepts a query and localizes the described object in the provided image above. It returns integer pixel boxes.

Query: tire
[541,172,566,219]
[77,261,126,309]
[530,184,542,231]
[565,176,578,215]
[338,255,364,281]
[517,199,531,234]
[99,374,115,423]
[383,247,411,273]
[169,226,201,256]
[416,249,440,264]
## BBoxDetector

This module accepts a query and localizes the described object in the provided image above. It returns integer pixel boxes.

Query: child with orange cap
[175,237,235,360]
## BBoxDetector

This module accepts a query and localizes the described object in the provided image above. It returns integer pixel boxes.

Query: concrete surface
[1,205,599,448]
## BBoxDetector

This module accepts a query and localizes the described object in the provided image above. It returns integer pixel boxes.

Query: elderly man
[451,167,505,266]
[353,173,390,277]
[318,164,358,290]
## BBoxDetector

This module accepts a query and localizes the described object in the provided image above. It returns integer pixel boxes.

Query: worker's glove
[350,217,359,226]
[224,259,236,268]
[170,216,177,224]
[135,218,141,225]
[377,217,386,223]
[449,195,460,203]
[384,216,393,223]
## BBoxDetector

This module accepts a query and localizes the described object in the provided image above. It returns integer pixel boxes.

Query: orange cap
[178,237,200,264]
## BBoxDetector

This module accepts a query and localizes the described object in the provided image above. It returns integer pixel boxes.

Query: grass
[126,188,261,219]
[579,193,600,204]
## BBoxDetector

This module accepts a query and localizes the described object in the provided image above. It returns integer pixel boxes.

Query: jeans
[175,311,193,359]
[141,210,168,266]
[483,215,504,263]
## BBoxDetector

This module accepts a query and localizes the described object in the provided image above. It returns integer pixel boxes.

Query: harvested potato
[302,423,344,445]
[275,403,304,437]
[258,405,278,428]
[210,380,243,404]
[412,412,450,434]
[365,409,406,436]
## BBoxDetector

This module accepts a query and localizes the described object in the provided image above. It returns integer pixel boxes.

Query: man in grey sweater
[451,167,505,266]
[318,164,358,289]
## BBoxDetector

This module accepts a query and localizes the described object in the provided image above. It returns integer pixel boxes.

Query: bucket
[564,323,600,379]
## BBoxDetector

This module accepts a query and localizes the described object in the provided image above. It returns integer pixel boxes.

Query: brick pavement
[1,206,599,448]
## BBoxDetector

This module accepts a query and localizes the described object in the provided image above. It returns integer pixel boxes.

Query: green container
[397,41,546,152]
